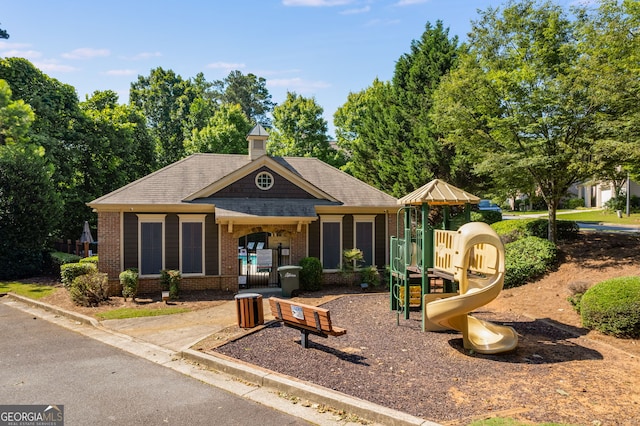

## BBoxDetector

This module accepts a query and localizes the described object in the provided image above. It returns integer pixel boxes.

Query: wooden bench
[269,297,346,348]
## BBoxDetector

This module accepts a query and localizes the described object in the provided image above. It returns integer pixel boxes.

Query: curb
[6,293,100,327]
[181,348,436,426]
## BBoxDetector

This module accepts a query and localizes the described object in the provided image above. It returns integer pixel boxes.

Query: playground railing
[390,236,407,276]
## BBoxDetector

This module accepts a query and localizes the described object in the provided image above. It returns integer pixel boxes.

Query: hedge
[492,218,579,242]
[504,236,557,288]
[299,257,323,291]
[580,276,640,338]
[60,262,97,288]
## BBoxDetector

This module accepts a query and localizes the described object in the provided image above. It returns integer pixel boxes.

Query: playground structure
[389,179,518,354]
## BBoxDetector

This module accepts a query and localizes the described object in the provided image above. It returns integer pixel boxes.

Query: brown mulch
[213,232,640,426]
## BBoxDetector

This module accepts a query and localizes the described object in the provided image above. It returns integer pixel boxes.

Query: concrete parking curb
[181,348,436,426]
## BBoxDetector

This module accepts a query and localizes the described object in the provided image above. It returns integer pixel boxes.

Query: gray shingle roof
[89,154,397,208]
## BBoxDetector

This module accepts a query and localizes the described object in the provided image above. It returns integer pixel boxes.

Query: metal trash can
[235,293,264,328]
[277,265,303,298]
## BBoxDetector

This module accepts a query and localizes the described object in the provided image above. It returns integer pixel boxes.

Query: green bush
[119,268,139,301]
[50,251,82,266]
[60,262,97,288]
[160,269,181,299]
[492,219,579,242]
[563,196,585,209]
[299,257,323,291]
[473,210,503,225]
[70,272,109,307]
[580,277,640,338]
[359,265,381,287]
[504,236,557,288]
[79,255,99,265]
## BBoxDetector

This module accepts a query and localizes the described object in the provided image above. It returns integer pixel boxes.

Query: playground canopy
[397,179,481,206]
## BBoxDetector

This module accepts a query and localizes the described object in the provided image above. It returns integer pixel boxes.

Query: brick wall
[98,211,121,281]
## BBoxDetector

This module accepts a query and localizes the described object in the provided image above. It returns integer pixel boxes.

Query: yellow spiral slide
[424,222,518,354]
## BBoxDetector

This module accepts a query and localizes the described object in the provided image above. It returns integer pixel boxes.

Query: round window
[255,171,274,190]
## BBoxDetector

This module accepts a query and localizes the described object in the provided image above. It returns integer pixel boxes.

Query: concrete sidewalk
[3,292,437,426]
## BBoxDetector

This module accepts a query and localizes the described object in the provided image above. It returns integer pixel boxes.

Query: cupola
[247,124,269,160]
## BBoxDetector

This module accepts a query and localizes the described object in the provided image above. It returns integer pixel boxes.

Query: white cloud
[33,61,77,72]
[283,0,353,6]
[1,49,42,59]
[129,51,162,60]
[268,77,331,93]
[0,41,32,49]
[62,48,110,59]
[340,5,370,14]
[103,69,137,76]
[206,61,246,72]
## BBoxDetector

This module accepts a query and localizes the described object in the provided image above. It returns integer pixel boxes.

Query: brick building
[88,125,398,295]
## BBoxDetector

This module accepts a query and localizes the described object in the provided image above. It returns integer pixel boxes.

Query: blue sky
[1,0,574,135]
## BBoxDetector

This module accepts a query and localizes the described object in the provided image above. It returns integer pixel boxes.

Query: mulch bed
[214,292,640,425]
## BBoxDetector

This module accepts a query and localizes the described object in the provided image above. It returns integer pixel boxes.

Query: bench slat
[269,297,345,336]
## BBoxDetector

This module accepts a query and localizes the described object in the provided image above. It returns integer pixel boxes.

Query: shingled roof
[88,153,397,211]
[397,179,480,206]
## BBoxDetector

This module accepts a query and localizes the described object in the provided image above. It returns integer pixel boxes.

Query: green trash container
[278,265,303,297]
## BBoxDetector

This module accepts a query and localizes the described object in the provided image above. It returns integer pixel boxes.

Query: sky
[1,0,576,136]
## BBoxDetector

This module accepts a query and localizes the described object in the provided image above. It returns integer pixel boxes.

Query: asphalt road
[0,301,309,426]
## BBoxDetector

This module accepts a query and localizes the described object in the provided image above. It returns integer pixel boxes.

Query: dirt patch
[213,232,640,425]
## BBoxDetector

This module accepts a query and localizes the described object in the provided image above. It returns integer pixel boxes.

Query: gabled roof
[88,153,397,212]
[398,179,480,206]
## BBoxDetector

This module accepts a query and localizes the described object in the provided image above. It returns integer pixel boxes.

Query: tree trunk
[548,200,558,244]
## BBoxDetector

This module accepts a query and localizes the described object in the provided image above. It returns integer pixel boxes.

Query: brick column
[97,211,121,280]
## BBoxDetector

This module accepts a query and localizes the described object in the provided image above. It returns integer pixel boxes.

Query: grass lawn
[507,208,640,225]
[96,306,191,320]
[0,281,57,299]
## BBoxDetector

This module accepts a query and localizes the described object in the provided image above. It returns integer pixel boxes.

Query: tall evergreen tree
[335,22,460,197]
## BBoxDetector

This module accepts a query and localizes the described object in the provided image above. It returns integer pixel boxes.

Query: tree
[0,58,85,239]
[432,0,605,243]
[130,67,199,166]
[213,70,275,127]
[184,103,252,155]
[334,22,460,197]
[80,90,156,197]
[0,80,34,145]
[574,0,640,186]
[268,91,344,167]
[0,23,9,39]
[0,81,61,278]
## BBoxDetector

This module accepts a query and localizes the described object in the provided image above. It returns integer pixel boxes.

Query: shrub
[563,196,585,209]
[60,262,97,288]
[492,219,579,242]
[50,251,81,266]
[299,257,323,291]
[473,210,503,225]
[580,276,640,338]
[69,272,109,307]
[567,281,592,313]
[160,269,181,299]
[119,268,139,301]
[359,265,381,287]
[504,236,557,288]
[491,219,534,243]
[79,255,99,265]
